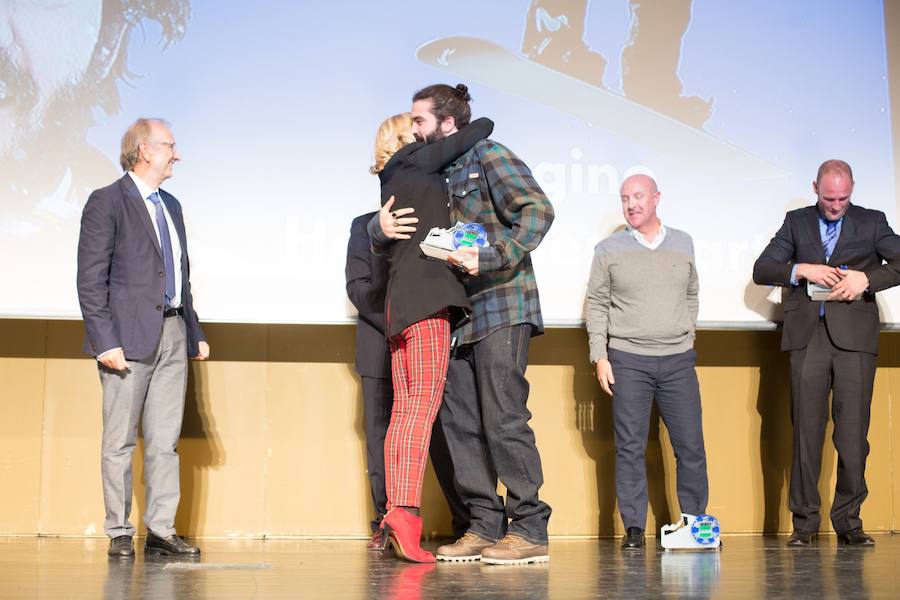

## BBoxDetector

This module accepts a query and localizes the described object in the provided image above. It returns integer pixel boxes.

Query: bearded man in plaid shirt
[370,83,554,564]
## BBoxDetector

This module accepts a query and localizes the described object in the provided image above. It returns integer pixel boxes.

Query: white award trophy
[660,513,722,551]
[419,222,489,261]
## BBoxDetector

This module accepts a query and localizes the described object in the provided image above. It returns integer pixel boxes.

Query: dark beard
[0,53,113,204]
[0,50,40,147]
[424,127,446,144]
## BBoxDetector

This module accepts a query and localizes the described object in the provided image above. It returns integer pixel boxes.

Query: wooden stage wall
[2,320,899,538]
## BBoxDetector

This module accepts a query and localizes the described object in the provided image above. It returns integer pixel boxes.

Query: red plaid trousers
[384,312,451,509]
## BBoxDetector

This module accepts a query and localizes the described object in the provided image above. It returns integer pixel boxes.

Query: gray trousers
[789,321,876,534]
[608,347,708,530]
[100,315,188,538]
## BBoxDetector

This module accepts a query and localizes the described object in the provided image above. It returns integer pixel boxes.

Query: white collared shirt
[628,223,667,250]
[128,171,183,308]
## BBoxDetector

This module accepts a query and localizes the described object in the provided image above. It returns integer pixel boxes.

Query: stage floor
[0,534,897,599]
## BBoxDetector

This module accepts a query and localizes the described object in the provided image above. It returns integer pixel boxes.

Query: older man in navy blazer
[77,118,208,558]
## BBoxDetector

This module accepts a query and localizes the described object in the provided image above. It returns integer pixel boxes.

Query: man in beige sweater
[586,174,708,550]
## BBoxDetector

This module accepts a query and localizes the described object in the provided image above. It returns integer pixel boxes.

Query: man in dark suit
[346,211,393,548]
[345,211,468,547]
[753,159,900,547]
[77,118,208,558]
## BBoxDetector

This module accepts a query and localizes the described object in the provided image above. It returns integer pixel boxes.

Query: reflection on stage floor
[0,534,897,599]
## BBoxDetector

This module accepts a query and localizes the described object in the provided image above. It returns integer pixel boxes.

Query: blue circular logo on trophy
[690,514,720,545]
[452,223,489,249]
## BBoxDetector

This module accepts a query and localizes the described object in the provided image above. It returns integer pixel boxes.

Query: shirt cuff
[589,343,608,363]
[367,214,391,247]
[96,347,121,361]
[478,245,504,272]
[789,264,800,286]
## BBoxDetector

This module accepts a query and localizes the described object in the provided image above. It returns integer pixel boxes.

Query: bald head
[621,174,659,194]
[814,159,854,222]
[816,159,853,185]
[620,174,661,235]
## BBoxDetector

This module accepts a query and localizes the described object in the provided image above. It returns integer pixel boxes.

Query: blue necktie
[823,220,838,262]
[820,220,839,317]
[148,192,176,307]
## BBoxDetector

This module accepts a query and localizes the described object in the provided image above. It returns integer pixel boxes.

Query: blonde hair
[370,113,416,174]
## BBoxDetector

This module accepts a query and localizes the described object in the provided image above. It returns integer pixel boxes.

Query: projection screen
[1,1,897,327]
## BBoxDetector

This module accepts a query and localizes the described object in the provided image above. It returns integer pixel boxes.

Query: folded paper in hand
[420,222,488,261]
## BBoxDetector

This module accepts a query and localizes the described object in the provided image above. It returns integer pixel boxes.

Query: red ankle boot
[382,508,435,563]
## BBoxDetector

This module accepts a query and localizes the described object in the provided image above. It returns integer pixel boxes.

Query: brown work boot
[480,534,549,565]
[435,531,495,562]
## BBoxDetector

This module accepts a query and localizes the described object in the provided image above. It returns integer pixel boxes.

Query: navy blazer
[345,212,391,379]
[77,174,205,359]
[753,204,900,354]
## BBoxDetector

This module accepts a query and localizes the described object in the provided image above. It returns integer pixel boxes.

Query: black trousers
[361,375,468,536]
[788,321,876,534]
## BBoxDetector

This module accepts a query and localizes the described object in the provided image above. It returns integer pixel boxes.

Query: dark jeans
[362,375,469,536]
[608,347,708,530]
[788,321,875,534]
[440,324,551,544]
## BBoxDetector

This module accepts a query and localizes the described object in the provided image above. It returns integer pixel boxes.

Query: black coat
[345,212,391,378]
[753,204,900,354]
[378,118,494,338]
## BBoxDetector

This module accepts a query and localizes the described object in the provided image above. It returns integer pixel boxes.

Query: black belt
[164,306,184,318]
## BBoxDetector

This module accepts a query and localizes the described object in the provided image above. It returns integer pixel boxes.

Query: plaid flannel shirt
[445,138,554,344]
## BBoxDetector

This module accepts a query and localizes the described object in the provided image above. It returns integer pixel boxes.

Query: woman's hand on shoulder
[380,196,418,240]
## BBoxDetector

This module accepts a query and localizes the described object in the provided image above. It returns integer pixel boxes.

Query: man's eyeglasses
[147,140,176,150]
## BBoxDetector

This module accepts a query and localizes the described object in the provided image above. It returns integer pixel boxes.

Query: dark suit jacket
[346,212,391,379]
[753,204,900,354]
[77,174,206,360]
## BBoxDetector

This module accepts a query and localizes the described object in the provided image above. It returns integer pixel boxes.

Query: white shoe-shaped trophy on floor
[420,221,489,261]
[660,513,721,550]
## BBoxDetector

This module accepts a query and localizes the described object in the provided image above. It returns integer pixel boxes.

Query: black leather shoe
[786,530,816,546]
[145,531,201,556]
[108,535,135,558]
[621,527,644,549]
[837,528,875,546]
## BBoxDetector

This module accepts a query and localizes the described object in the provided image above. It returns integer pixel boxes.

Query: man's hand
[98,348,129,372]
[796,263,844,287]
[448,246,479,276]
[827,269,869,302]
[379,196,418,240]
[595,359,615,395]
[192,341,210,361]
